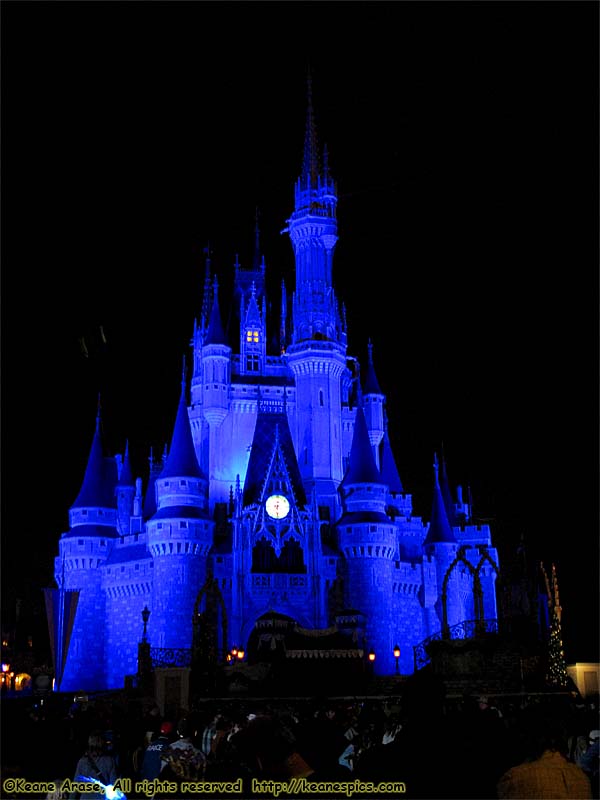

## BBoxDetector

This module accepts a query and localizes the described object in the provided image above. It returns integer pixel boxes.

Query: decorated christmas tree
[541,562,569,686]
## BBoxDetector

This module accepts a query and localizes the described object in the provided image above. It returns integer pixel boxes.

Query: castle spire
[302,68,319,190]
[424,453,457,545]
[200,244,212,332]
[70,399,116,510]
[363,339,382,395]
[340,405,381,487]
[160,369,203,479]
[205,275,228,346]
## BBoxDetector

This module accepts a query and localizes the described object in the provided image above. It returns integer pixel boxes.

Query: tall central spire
[301,70,319,190]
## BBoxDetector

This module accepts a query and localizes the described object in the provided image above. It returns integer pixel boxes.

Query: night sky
[2,2,598,663]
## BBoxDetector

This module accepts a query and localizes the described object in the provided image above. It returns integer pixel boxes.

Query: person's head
[232,714,299,778]
[518,706,570,759]
[177,717,198,741]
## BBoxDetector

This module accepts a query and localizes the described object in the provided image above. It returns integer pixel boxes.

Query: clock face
[265,494,290,519]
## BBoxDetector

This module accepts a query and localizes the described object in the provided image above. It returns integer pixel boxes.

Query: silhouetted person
[496,705,592,799]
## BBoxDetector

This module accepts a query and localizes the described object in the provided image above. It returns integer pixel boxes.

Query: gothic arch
[440,548,500,637]
[441,550,478,637]
[473,550,500,627]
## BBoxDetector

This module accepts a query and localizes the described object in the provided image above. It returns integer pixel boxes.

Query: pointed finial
[433,452,440,481]
[181,354,187,390]
[368,338,374,364]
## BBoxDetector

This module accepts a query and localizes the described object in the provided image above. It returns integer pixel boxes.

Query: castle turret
[337,405,396,674]
[201,276,231,428]
[146,369,214,650]
[423,454,461,636]
[116,440,135,535]
[57,400,118,692]
[362,341,385,467]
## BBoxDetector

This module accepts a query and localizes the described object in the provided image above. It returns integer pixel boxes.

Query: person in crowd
[70,729,119,800]
[496,706,593,799]
[580,729,600,798]
[231,711,350,797]
[139,720,176,780]
[200,711,221,756]
[160,716,206,788]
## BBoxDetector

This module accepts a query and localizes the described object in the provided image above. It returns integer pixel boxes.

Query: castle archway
[246,611,297,665]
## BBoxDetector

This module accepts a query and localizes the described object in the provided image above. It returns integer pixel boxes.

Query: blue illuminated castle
[49,85,499,693]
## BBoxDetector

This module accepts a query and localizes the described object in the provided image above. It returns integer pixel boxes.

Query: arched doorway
[246,611,296,665]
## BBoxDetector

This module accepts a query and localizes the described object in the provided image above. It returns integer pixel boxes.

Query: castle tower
[57,401,118,692]
[116,440,135,535]
[283,75,348,510]
[422,454,461,635]
[146,369,214,649]
[190,277,233,505]
[337,405,397,675]
[240,282,266,377]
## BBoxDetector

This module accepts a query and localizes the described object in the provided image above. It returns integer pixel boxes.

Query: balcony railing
[413,618,499,671]
[150,647,192,668]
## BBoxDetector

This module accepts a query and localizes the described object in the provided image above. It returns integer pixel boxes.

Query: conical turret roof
[71,402,117,510]
[340,405,381,487]
[159,377,203,479]
[424,454,457,545]
[205,277,228,346]
[117,440,134,487]
[380,429,404,494]
[362,340,382,395]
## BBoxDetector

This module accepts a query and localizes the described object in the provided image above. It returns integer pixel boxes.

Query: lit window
[246,329,260,343]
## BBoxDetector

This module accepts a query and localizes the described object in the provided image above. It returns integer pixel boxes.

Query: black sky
[2,1,598,662]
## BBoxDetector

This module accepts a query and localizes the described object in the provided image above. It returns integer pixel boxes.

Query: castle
[48,85,500,693]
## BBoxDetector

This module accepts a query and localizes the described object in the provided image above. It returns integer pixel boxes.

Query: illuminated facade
[50,87,499,693]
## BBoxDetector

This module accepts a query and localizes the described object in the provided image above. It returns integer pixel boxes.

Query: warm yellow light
[368,650,376,662]
[237,648,245,660]
[393,645,400,659]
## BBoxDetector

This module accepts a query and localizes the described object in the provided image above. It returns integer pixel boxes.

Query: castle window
[180,521,188,528]
[246,329,260,343]
[216,557,223,564]
[246,355,259,372]
[319,389,324,406]
[100,540,105,546]
[180,480,187,487]
[78,540,84,546]
[158,523,163,529]
[135,564,139,570]
[82,510,88,516]
[134,534,138,542]
[121,567,125,572]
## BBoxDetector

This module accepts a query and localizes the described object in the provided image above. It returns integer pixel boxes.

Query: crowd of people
[1,671,598,799]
